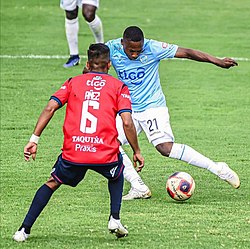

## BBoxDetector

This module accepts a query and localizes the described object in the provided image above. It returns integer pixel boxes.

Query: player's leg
[13,155,88,242]
[157,142,240,188]
[120,146,151,200]
[60,0,80,67]
[116,115,151,200]
[108,174,128,238]
[94,156,128,238]
[82,0,104,43]
[147,107,240,189]
[13,177,61,242]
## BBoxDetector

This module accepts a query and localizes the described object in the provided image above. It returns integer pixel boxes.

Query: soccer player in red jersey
[13,43,144,242]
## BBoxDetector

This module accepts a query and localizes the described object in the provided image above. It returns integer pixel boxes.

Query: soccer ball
[166,172,195,201]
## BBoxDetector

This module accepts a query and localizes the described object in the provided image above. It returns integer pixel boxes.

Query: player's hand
[24,142,37,161]
[133,152,144,172]
[220,58,238,68]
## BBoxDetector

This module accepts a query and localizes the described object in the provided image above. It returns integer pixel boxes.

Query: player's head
[122,26,144,60]
[87,43,111,72]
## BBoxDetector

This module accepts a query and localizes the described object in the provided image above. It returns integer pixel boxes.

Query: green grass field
[1,0,250,248]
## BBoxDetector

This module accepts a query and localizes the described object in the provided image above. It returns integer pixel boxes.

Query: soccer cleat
[63,55,80,68]
[217,162,240,189]
[108,216,128,238]
[122,187,152,200]
[13,228,30,242]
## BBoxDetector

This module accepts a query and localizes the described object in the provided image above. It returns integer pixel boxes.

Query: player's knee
[65,8,78,20]
[82,5,96,22]
[45,177,61,191]
[156,142,173,157]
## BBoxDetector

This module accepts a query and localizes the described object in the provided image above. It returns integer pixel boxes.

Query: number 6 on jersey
[80,100,99,134]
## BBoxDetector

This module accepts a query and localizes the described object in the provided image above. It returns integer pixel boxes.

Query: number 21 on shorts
[147,118,159,133]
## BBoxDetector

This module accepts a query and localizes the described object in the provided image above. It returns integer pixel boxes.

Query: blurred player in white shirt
[60,0,104,68]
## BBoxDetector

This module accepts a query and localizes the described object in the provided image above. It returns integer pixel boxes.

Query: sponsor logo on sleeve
[162,42,169,49]
[121,93,131,100]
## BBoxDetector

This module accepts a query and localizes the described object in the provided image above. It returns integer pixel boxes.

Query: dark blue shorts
[51,154,124,187]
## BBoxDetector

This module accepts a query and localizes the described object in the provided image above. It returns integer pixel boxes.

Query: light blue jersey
[106,38,178,112]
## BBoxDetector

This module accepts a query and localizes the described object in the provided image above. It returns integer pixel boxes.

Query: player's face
[121,39,144,60]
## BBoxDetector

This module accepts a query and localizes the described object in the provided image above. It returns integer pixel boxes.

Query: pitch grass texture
[1,0,250,248]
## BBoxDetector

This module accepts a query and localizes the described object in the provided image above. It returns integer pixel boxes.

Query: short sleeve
[50,78,72,107]
[149,39,178,60]
[117,84,132,115]
[105,40,113,57]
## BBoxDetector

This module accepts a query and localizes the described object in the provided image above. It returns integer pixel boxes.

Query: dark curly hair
[123,26,144,42]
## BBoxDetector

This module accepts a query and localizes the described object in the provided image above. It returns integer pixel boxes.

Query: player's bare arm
[24,99,60,161]
[175,47,238,68]
[120,112,144,172]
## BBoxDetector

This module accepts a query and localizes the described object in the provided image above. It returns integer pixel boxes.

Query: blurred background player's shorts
[60,0,99,11]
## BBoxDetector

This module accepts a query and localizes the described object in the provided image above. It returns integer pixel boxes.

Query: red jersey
[51,72,132,165]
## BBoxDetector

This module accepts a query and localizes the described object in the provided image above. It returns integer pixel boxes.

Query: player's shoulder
[71,73,124,91]
[144,38,178,56]
[105,73,123,83]
[105,73,126,88]
[106,38,122,52]
[106,37,121,46]
[144,38,163,50]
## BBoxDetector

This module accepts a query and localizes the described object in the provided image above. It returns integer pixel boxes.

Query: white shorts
[117,107,175,147]
[60,0,99,11]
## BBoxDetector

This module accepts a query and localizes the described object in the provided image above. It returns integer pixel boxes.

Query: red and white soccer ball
[166,172,195,201]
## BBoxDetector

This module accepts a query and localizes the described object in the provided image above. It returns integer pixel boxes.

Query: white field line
[0,54,87,59]
[0,54,249,61]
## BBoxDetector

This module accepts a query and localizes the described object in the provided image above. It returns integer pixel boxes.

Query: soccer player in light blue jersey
[106,26,240,200]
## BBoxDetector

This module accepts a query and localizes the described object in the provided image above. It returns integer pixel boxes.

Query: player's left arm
[120,111,144,172]
[175,47,238,69]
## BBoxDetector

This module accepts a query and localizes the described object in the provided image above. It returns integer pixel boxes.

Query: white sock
[169,143,222,175]
[87,15,104,43]
[65,18,79,55]
[119,147,148,191]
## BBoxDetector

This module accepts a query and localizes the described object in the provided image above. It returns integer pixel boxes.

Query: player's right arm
[24,99,60,161]
[175,47,238,68]
[120,112,144,172]
[25,78,71,161]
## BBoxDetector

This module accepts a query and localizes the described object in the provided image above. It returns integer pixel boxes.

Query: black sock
[21,184,54,232]
[18,224,31,234]
[108,173,124,221]
[111,213,119,220]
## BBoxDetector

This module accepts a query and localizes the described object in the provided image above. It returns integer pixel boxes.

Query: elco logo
[86,76,106,90]
[118,67,145,82]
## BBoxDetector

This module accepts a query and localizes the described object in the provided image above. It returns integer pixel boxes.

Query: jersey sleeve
[106,38,122,59]
[105,40,114,57]
[105,40,112,49]
[50,78,72,107]
[117,84,132,115]
[149,39,178,60]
